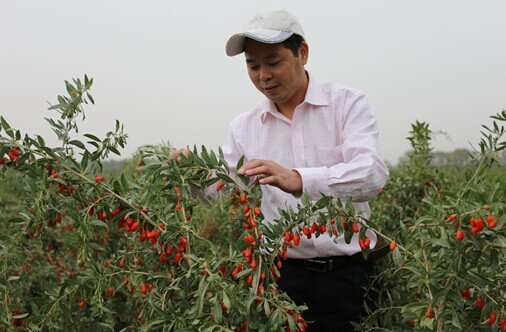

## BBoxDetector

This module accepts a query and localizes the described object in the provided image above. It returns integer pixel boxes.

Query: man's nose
[259,65,272,81]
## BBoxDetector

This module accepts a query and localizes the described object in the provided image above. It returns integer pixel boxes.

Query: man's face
[244,39,308,110]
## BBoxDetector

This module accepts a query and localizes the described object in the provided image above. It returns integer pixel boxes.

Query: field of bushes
[0,77,504,331]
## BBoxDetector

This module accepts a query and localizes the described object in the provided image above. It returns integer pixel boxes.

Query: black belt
[285,245,390,272]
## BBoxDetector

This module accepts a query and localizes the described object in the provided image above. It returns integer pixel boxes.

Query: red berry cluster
[459,289,505,330]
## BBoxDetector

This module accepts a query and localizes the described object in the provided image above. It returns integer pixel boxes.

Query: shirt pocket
[315,146,344,166]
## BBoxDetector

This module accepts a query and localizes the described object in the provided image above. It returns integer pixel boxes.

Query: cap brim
[226,29,293,56]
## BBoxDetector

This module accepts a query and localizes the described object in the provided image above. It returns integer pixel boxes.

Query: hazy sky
[1,1,505,165]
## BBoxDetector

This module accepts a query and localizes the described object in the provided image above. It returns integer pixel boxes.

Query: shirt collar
[304,72,329,107]
[260,72,329,123]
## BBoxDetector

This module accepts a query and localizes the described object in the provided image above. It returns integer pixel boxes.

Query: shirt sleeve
[294,92,389,202]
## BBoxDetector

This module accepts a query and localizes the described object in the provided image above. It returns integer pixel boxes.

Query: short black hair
[281,34,305,57]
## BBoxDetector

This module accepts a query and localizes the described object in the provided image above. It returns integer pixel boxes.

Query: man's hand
[161,148,189,167]
[169,148,189,160]
[238,159,302,196]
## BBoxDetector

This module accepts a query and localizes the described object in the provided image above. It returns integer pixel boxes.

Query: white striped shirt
[222,74,389,259]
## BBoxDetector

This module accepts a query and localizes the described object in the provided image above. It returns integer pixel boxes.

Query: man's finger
[244,165,270,177]
[238,159,265,174]
[258,175,276,185]
[168,148,189,160]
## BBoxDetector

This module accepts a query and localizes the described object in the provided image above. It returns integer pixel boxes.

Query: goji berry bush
[359,116,506,331]
[0,77,505,331]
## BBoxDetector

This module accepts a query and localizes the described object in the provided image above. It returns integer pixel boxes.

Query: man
[222,8,389,331]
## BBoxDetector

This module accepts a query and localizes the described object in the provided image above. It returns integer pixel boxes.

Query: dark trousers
[277,259,378,332]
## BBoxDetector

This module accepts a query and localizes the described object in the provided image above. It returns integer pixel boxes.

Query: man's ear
[299,41,309,65]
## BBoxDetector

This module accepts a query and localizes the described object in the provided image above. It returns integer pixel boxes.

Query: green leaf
[263,298,271,317]
[467,269,493,285]
[109,146,121,156]
[430,226,451,248]
[420,317,434,329]
[89,219,109,230]
[450,307,462,329]
[46,104,63,111]
[41,146,59,159]
[88,141,99,149]
[36,135,46,148]
[89,242,105,251]
[84,133,101,142]
[222,291,230,310]
[1,116,11,131]
[314,195,332,210]
[81,150,89,171]
[344,222,354,244]
[236,155,245,171]
[65,81,75,95]
[197,278,209,314]
[1,117,14,138]
[215,173,235,184]
[8,218,25,223]
[400,302,429,314]
[217,147,228,169]
[69,140,86,149]
[212,300,222,324]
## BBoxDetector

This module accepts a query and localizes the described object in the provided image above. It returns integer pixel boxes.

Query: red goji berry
[489,312,497,325]
[242,249,252,258]
[293,233,300,246]
[130,220,139,232]
[240,194,248,204]
[174,253,181,263]
[476,297,484,309]
[216,180,225,192]
[487,215,497,228]
[244,234,254,243]
[364,237,370,247]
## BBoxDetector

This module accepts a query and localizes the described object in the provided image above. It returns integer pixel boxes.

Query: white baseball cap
[226,8,305,57]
